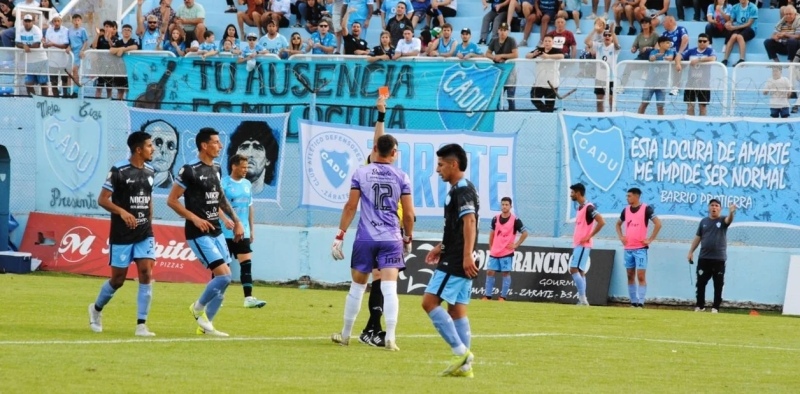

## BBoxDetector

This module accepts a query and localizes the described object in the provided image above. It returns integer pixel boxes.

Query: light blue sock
[94,280,117,310]
[572,273,586,298]
[501,275,511,298]
[638,285,647,306]
[137,283,152,321]
[206,294,224,321]
[484,276,496,298]
[628,284,638,305]
[453,317,471,349]
[198,275,231,307]
[428,306,465,353]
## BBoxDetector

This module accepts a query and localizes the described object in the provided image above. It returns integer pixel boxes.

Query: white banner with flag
[299,120,517,219]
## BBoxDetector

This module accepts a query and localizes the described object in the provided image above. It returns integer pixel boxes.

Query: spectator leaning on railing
[43,14,70,98]
[368,30,395,61]
[485,22,518,110]
[110,24,139,100]
[527,35,564,113]
[675,33,716,116]
[454,27,482,59]
[93,21,118,99]
[16,14,46,97]
[427,22,455,57]
[162,26,186,56]
[393,25,421,58]
[764,6,800,62]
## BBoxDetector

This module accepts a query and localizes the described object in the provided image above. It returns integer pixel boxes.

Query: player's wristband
[403,235,412,244]
[377,111,386,123]
[335,229,346,240]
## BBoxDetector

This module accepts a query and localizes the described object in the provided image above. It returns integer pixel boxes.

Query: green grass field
[1,273,799,393]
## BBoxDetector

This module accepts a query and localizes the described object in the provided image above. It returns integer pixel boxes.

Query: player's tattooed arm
[218,189,240,224]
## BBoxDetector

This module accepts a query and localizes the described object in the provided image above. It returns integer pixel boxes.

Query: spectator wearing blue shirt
[638,36,674,115]
[68,14,91,97]
[455,27,483,59]
[239,32,262,62]
[704,0,731,43]
[198,31,219,59]
[676,33,716,116]
[308,19,336,53]
[721,0,757,66]
[163,27,186,57]
[409,0,429,30]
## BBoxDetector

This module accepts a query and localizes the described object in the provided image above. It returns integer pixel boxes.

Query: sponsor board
[399,240,615,305]
[20,212,210,283]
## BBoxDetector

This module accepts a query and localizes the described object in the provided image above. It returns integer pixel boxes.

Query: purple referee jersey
[351,162,412,241]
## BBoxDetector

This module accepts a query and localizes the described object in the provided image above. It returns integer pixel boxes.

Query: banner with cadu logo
[35,98,109,215]
[122,56,511,133]
[561,112,800,227]
[298,120,517,218]
[398,240,615,305]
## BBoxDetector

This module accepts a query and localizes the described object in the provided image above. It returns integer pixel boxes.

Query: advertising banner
[20,212,210,283]
[398,240,615,305]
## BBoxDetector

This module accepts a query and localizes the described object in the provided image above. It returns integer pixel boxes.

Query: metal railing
[731,62,800,117]
[509,58,611,112]
[614,60,729,116]
[0,48,74,95]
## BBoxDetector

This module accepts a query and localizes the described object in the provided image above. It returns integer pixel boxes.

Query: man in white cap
[16,14,47,96]
[238,32,261,72]
[43,14,71,97]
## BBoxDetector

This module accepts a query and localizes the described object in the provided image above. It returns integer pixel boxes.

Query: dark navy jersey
[102,160,155,244]
[175,160,224,240]
[439,178,480,278]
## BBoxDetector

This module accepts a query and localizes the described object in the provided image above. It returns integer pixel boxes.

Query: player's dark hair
[376,134,397,157]
[228,153,248,169]
[436,143,468,171]
[501,197,512,205]
[709,199,721,206]
[226,121,279,184]
[570,183,585,196]
[627,187,642,196]
[127,131,151,153]
[196,127,219,150]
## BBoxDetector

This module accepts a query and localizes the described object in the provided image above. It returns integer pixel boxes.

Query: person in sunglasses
[675,33,716,116]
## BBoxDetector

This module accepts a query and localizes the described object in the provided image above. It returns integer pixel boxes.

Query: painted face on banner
[236,139,268,180]
[147,122,179,173]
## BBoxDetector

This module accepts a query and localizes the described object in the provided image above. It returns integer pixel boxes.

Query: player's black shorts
[684,89,710,104]
[226,238,252,256]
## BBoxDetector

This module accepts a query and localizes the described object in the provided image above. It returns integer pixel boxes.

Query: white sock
[342,282,367,339]
[381,280,399,342]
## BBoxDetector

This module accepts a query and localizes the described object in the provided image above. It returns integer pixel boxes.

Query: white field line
[0,332,797,352]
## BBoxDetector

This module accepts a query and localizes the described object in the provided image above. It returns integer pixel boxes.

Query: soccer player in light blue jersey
[331,99,415,351]
[220,154,267,309]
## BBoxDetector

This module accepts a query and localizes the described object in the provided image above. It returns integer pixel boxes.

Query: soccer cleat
[88,303,103,333]
[711,308,719,314]
[440,350,473,376]
[450,365,475,378]
[196,327,229,337]
[694,307,705,312]
[369,331,386,347]
[358,330,374,345]
[331,333,350,346]
[135,324,156,337]
[385,340,400,351]
[243,296,267,308]
[189,303,215,332]
[577,297,590,306]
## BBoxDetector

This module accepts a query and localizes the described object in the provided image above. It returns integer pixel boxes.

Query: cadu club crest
[43,115,102,191]
[437,63,501,130]
[320,149,351,188]
[571,126,625,192]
